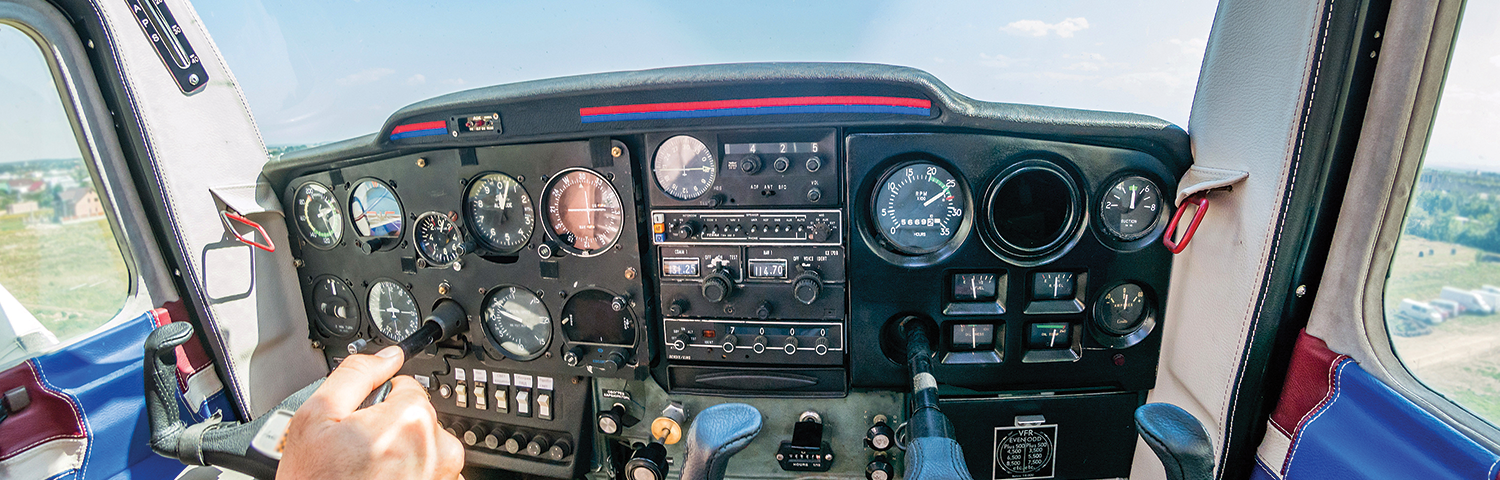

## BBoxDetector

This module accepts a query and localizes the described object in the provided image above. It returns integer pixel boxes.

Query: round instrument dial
[560,289,636,346]
[414,212,470,267]
[872,162,966,255]
[543,168,624,256]
[985,163,1080,257]
[464,173,534,254]
[482,286,552,360]
[349,179,403,245]
[1099,176,1163,241]
[653,135,717,200]
[309,276,358,337]
[292,182,343,249]
[1095,283,1149,335]
[368,280,421,341]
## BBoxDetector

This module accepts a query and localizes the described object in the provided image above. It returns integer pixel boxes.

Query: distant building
[6,180,44,195]
[56,188,104,220]
[7,201,38,215]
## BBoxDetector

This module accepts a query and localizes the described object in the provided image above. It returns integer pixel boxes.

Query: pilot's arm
[276,346,465,480]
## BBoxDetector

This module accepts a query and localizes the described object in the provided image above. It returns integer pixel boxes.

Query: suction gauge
[292,182,343,249]
[653,135,717,200]
[1099,176,1163,241]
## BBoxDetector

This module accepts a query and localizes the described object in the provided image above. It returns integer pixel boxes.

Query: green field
[0,213,129,342]
[1386,235,1500,424]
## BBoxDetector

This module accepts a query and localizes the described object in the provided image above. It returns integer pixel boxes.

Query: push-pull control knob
[547,437,574,461]
[504,432,528,454]
[701,269,734,303]
[463,425,486,446]
[793,271,823,305]
[525,433,553,457]
[866,415,896,451]
[752,336,769,354]
[484,427,510,450]
[866,458,895,480]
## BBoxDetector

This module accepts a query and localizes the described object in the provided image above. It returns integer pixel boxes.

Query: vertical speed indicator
[871,162,966,255]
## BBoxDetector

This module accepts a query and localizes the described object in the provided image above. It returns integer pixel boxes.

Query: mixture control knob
[443,420,466,438]
[740,155,762,174]
[700,269,733,303]
[721,334,739,353]
[783,336,799,354]
[752,335,769,354]
[793,271,823,305]
[563,346,585,367]
[814,336,831,356]
[667,298,690,316]
[547,437,574,461]
[504,432,528,454]
[866,458,894,480]
[463,425,486,446]
[525,433,552,457]
[484,427,510,450]
[866,415,896,451]
[670,220,698,240]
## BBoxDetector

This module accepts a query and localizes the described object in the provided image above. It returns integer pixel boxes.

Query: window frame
[0,0,174,352]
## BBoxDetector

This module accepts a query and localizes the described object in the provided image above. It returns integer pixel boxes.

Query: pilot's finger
[309,346,403,415]
[366,374,433,419]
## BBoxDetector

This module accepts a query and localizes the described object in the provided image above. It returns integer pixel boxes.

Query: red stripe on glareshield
[580,96,932,116]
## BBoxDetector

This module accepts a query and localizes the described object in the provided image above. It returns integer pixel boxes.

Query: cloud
[335,68,394,86]
[1003,18,1089,38]
[1491,54,1500,68]
[441,78,467,87]
[405,74,426,86]
[979,52,1023,68]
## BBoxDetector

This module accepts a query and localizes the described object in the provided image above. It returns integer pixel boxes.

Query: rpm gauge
[368,280,421,341]
[1099,176,1164,241]
[464,172,534,254]
[414,212,471,267]
[543,168,624,256]
[482,286,552,360]
[653,135,717,200]
[872,162,966,255]
[292,182,343,249]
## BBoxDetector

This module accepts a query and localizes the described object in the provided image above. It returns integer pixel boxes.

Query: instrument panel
[272,65,1192,479]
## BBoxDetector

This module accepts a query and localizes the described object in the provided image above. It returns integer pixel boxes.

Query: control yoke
[144,300,467,479]
[900,316,975,480]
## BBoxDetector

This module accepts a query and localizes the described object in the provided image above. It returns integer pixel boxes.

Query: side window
[1384,4,1500,425]
[0,24,130,350]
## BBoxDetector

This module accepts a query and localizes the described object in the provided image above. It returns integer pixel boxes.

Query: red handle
[1163,193,1209,254]
[220,211,276,253]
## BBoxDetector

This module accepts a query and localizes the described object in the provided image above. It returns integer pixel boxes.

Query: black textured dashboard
[268,63,1190,479]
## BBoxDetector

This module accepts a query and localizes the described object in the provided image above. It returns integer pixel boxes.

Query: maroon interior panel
[1267,330,1347,436]
[0,360,84,460]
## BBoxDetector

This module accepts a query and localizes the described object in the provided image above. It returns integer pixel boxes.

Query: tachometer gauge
[292,182,343,249]
[349,179,403,248]
[309,276,358,337]
[560,289,636,346]
[1099,176,1163,241]
[653,135,717,200]
[872,162,966,255]
[414,212,471,267]
[367,280,420,341]
[482,286,552,360]
[464,172,534,254]
[543,168,624,256]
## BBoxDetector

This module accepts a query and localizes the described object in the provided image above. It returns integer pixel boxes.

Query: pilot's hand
[277,346,464,480]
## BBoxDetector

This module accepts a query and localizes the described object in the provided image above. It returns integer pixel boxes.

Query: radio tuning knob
[700,269,733,303]
[793,271,823,305]
[783,336,799,355]
[814,336,830,355]
[721,334,739,353]
[740,155,762,174]
[667,298,690,316]
[752,336,769,354]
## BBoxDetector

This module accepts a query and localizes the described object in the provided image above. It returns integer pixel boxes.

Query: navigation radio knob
[783,336,799,355]
[667,298,690,317]
[740,155,762,174]
[600,350,627,372]
[701,269,734,303]
[814,336,830,356]
[793,271,823,305]
[752,336,769,354]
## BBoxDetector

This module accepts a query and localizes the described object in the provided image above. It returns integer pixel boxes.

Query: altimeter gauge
[464,172,534,254]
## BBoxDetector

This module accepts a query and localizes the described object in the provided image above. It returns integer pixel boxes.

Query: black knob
[443,420,467,439]
[773,156,790,172]
[504,432,527,454]
[706,194,725,207]
[756,302,772,319]
[701,269,733,302]
[807,221,834,242]
[547,437,574,461]
[670,220,698,240]
[526,433,552,457]
[671,332,692,351]
[721,334,739,352]
[794,271,822,305]
[600,350,626,372]
[806,187,823,203]
[806,156,823,172]
[866,458,894,480]
[866,416,896,451]
[464,425,486,446]
[484,427,510,450]
[752,336,768,354]
[626,442,669,480]
[667,298,690,316]
[814,336,831,356]
[564,346,584,367]
[740,155,762,174]
[783,336,799,355]
[598,405,626,435]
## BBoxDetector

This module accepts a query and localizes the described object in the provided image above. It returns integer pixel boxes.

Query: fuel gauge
[952,273,998,302]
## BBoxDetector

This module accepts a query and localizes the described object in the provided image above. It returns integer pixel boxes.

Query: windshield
[195,1,1217,149]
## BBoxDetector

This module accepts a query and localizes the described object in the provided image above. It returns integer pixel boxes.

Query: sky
[3,1,1497,173]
